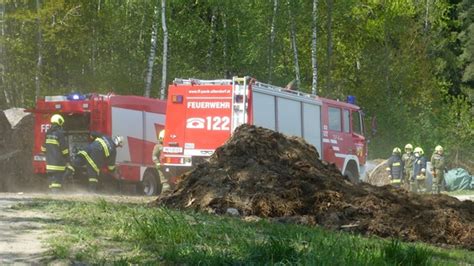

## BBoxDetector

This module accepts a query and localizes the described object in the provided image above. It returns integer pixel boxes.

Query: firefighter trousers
[432,170,444,194]
[72,154,100,192]
[156,164,170,192]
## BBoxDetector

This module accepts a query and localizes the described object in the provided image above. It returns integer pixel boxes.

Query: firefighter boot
[49,182,62,194]
[62,165,75,190]
[48,173,63,194]
[410,180,418,193]
[88,177,99,193]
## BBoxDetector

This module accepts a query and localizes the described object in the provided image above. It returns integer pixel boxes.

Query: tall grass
[20,198,473,265]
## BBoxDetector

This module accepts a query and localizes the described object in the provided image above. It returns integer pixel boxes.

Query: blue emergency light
[66,93,86,101]
[347,95,356,105]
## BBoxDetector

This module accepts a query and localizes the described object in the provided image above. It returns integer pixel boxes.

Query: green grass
[444,190,474,196]
[17,197,474,265]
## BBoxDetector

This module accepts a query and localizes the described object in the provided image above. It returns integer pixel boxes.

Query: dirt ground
[0,192,151,264]
[157,124,474,250]
[0,193,50,264]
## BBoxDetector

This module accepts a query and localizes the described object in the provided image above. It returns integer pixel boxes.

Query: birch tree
[207,7,217,68]
[160,0,168,100]
[288,0,300,89]
[35,0,43,99]
[144,2,160,98]
[0,1,8,106]
[326,0,333,92]
[424,0,430,32]
[222,12,229,77]
[311,0,318,95]
[268,0,278,83]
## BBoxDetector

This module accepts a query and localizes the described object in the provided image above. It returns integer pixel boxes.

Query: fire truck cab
[162,77,367,183]
[29,93,166,195]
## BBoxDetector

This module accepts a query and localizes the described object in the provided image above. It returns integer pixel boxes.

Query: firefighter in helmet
[401,143,415,190]
[386,147,403,187]
[431,145,446,194]
[41,114,74,193]
[74,134,123,192]
[412,147,427,193]
[152,129,169,193]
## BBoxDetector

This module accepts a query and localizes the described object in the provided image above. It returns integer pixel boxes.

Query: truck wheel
[142,171,161,196]
[344,169,359,183]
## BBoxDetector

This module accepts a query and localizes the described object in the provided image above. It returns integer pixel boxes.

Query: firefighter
[41,114,74,193]
[74,134,123,192]
[431,145,446,194]
[401,143,415,190]
[386,147,403,187]
[152,129,169,192]
[412,147,427,193]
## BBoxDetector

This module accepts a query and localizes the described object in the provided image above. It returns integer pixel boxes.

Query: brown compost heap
[157,124,474,250]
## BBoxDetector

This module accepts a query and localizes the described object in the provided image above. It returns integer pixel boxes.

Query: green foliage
[18,197,474,265]
[382,239,432,266]
[0,0,470,166]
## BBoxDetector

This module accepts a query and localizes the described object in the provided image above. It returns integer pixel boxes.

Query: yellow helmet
[392,147,401,154]
[50,114,64,126]
[414,147,424,155]
[404,143,413,151]
[435,145,443,153]
[158,130,165,141]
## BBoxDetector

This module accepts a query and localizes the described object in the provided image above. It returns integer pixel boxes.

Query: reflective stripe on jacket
[430,153,446,172]
[42,125,69,173]
[413,156,427,178]
[79,135,117,174]
[386,154,403,179]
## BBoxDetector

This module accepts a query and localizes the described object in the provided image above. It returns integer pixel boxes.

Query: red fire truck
[29,93,166,195]
[162,77,367,182]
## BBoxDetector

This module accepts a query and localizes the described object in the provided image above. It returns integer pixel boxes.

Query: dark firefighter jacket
[386,154,403,179]
[413,156,427,180]
[77,135,117,175]
[41,125,69,172]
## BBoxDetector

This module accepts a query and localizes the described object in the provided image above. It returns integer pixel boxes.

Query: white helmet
[113,135,124,147]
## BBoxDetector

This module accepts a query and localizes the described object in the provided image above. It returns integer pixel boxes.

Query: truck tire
[141,170,161,196]
[344,162,360,183]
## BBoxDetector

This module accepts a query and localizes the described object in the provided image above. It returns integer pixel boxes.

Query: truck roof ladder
[231,76,249,133]
[253,81,316,98]
[173,78,232,85]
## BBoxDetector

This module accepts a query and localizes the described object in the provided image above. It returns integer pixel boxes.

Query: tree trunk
[35,0,43,100]
[160,0,168,100]
[311,0,318,95]
[207,7,217,68]
[268,0,278,83]
[144,2,160,98]
[288,0,300,89]
[0,1,8,106]
[424,0,430,32]
[326,0,333,93]
[222,12,229,78]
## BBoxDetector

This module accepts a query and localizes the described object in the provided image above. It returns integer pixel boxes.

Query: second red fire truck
[29,93,166,195]
[162,77,367,183]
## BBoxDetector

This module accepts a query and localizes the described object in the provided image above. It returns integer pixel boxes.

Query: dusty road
[0,193,51,264]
